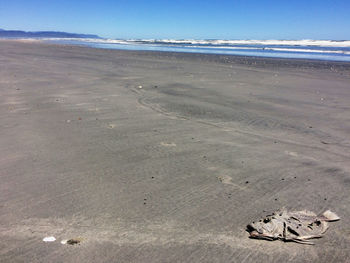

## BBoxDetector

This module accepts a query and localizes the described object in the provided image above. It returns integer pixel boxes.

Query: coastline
[1,40,350,262]
[3,37,350,62]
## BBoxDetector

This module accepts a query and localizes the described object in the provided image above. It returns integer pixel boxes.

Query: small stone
[66,239,81,245]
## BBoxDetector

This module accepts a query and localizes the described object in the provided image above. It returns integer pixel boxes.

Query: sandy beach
[1,40,350,262]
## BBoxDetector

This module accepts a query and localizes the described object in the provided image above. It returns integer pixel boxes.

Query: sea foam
[32,37,350,62]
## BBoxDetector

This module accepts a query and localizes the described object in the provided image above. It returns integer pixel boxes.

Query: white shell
[43,236,56,242]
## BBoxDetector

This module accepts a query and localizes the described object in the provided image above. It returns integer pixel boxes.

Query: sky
[1,0,350,40]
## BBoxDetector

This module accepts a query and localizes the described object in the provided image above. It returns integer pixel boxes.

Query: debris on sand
[247,209,340,245]
[43,236,56,242]
[160,142,176,147]
[61,238,82,245]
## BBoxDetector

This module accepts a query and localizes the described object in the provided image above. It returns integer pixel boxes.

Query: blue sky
[1,0,349,39]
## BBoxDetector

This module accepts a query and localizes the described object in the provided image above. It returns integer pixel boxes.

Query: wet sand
[1,40,350,262]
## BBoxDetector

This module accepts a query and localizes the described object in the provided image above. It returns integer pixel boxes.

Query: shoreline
[2,39,350,68]
[44,40,350,66]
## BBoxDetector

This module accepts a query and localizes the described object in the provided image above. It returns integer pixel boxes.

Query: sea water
[43,38,350,62]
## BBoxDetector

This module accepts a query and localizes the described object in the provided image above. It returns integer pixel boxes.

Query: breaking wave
[36,37,350,61]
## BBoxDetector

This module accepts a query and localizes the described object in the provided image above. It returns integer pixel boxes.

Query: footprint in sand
[217,175,234,185]
[215,171,246,190]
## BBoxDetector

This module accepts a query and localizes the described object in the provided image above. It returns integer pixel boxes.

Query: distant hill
[0,29,100,38]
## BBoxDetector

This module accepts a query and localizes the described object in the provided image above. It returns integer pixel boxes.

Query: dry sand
[1,40,350,262]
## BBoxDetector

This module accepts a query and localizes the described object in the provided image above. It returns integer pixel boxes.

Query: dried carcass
[247,209,340,245]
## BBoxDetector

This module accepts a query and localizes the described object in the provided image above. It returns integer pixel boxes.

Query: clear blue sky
[1,0,349,40]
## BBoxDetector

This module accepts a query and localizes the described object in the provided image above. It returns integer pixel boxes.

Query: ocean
[42,38,350,62]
